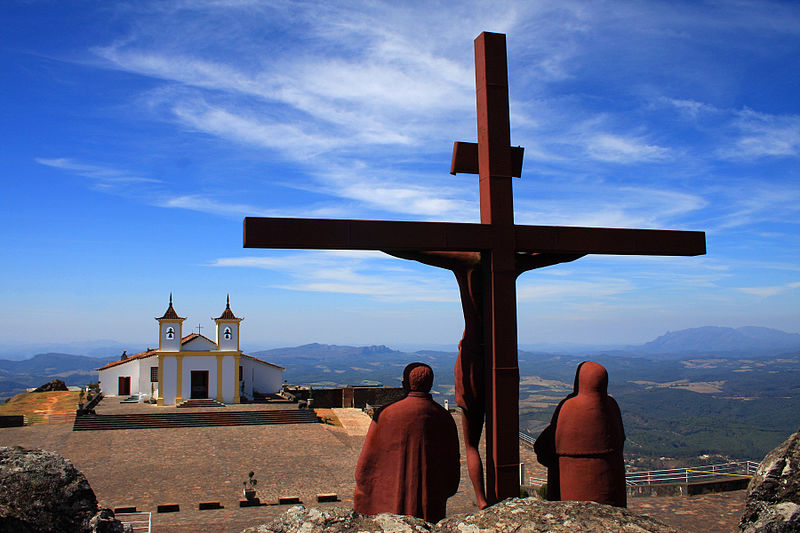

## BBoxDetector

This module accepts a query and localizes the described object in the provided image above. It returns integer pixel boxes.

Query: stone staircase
[73,408,319,431]
[176,398,226,408]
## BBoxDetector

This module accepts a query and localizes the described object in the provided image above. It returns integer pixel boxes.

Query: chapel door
[190,371,209,399]
[118,376,131,396]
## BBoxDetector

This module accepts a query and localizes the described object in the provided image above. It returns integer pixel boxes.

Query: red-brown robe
[554,361,627,507]
[354,391,460,522]
[534,362,585,501]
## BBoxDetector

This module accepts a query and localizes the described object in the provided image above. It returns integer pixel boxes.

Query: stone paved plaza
[0,398,746,532]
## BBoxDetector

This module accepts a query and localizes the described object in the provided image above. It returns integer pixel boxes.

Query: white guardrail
[528,460,759,488]
[520,432,759,487]
[624,460,759,486]
[23,412,76,425]
[116,512,151,533]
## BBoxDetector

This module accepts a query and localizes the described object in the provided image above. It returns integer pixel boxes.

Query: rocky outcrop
[739,428,800,532]
[436,498,680,532]
[241,498,682,533]
[0,446,127,533]
[33,379,68,392]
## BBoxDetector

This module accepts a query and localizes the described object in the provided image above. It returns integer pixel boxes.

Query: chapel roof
[180,333,216,345]
[157,293,185,321]
[241,353,285,370]
[215,295,241,321]
[97,346,282,371]
[97,348,157,371]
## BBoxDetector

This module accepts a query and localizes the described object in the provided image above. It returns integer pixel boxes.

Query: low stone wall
[687,477,750,495]
[353,387,405,408]
[310,389,344,408]
[0,415,25,428]
[286,386,405,408]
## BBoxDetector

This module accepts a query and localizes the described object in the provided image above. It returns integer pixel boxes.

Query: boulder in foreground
[0,445,126,533]
[739,428,800,532]
[242,497,682,533]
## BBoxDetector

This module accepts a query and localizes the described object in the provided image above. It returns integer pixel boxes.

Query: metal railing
[519,432,759,488]
[23,412,76,425]
[518,431,536,447]
[116,512,151,533]
[529,475,547,485]
[625,460,759,486]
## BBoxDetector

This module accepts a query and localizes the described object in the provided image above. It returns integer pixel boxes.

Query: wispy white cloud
[515,186,707,228]
[738,281,800,298]
[706,184,800,231]
[517,277,635,301]
[586,134,670,163]
[168,97,346,158]
[211,251,457,302]
[723,109,800,159]
[157,195,274,218]
[663,98,720,119]
[660,100,800,161]
[35,158,162,187]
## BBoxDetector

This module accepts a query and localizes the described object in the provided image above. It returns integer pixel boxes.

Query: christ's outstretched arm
[515,252,585,276]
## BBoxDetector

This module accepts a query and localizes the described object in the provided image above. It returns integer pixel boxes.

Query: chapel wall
[221,356,236,403]
[161,356,178,405]
[138,357,157,400]
[181,356,218,399]
[251,362,282,395]
[98,359,141,397]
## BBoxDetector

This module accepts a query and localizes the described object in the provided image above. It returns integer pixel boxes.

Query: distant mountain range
[0,352,113,399]
[629,326,800,356]
[1,326,797,362]
[2,326,798,400]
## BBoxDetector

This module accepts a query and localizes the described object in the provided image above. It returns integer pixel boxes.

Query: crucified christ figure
[384,250,584,508]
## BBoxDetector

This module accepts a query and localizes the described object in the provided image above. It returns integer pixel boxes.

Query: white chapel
[97,296,284,405]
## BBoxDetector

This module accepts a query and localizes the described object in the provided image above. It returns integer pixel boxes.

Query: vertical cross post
[474,32,520,502]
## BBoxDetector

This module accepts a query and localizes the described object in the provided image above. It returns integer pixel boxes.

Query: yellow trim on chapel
[153,350,242,405]
[157,354,164,406]
[233,354,241,404]
[216,354,224,402]
[175,354,184,404]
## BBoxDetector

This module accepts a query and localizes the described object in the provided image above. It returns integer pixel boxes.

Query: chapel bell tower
[156,293,185,352]
[215,295,242,351]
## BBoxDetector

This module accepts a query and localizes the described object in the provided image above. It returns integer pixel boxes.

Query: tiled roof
[157,294,185,320]
[97,349,157,371]
[215,295,241,320]
[181,333,216,345]
[241,353,285,370]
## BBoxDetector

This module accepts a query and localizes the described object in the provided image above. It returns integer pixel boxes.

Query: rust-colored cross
[243,32,705,502]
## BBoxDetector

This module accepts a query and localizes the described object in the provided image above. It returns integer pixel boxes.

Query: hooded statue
[536,361,626,507]
[354,363,460,522]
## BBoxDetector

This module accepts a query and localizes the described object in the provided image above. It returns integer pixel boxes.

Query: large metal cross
[243,32,705,502]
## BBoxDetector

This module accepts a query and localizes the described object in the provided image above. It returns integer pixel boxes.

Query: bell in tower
[215,295,243,351]
[156,293,185,352]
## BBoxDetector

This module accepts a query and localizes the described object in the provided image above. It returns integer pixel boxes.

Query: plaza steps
[176,399,226,408]
[72,408,319,431]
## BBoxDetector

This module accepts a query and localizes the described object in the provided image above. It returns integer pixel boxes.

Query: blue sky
[1,1,798,350]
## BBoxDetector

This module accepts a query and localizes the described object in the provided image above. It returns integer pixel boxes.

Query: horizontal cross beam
[243,217,706,256]
[451,142,524,177]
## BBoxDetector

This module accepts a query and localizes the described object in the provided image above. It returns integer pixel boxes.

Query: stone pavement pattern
[0,400,745,533]
[629,490,746,533]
